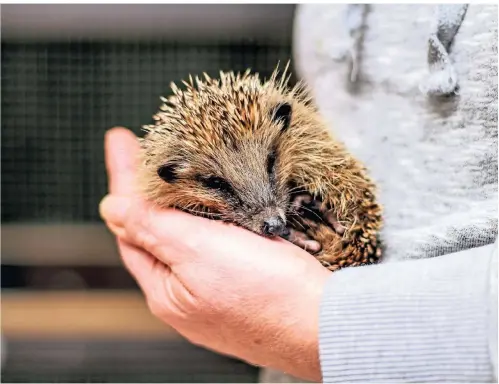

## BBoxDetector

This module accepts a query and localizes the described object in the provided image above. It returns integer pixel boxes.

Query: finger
[100,195,158,291]
[100,192,308,269]
[102,129,171,295]
[99,194,131,227]
[99,195,143,250]
[104,127,141,195]
[100,193,248,265]
[100,194,165,261]
[106,220,127,240]
[116,238,161,295]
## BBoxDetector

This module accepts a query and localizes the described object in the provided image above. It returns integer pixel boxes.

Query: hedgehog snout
[254,206,287,238]
[262,216,288,237]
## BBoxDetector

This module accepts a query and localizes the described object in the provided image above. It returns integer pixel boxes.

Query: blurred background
[1,4,297,382]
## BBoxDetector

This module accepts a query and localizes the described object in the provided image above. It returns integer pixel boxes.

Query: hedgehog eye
[267,151,277,175]
[157,163,178,183]
[271,102,292,132]
[202,176,234,194]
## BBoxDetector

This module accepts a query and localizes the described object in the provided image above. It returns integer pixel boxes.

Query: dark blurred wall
[1,40,294,223]
[1,4,296,224]
[1,5,295,382]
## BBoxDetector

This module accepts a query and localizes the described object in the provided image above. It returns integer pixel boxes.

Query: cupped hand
[99,127,331,382]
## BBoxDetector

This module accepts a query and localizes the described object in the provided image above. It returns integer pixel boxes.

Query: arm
[319,242,498,383]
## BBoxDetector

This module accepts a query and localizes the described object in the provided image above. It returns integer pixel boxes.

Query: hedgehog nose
[262,217,287,237]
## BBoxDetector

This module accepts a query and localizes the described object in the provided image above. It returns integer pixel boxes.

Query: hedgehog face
[139,68,312,238]
[153,102,293,238]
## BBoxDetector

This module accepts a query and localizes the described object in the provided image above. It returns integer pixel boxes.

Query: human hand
[99,127,331,382]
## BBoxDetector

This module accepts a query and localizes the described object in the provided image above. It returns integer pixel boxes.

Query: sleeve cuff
[319,244,496,383]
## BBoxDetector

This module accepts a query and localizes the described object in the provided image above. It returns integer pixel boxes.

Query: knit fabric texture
[293,3,497,264]
[318,243,495,383]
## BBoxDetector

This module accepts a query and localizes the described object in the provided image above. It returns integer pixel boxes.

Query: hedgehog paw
[285,228,322,254]
[321,206,346,235]
[291,193,346,235]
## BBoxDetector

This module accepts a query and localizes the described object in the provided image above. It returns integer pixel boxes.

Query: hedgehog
[137,64,383,272]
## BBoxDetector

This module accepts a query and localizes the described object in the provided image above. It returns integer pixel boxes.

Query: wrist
[261,261,330,382]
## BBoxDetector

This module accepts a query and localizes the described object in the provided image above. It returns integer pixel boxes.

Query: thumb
[99,195,166,263]
[105,127,141,196]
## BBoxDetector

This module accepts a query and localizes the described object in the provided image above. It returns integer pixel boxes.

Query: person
[100,4,497,382]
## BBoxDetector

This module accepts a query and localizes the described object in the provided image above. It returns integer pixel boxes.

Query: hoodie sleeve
[319,243,497,383]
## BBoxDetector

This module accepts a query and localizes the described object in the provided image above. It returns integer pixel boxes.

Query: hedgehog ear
[157,163,178,183]
[271,102,292,133]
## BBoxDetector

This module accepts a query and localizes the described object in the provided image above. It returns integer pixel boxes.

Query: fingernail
[99,195,131,225]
